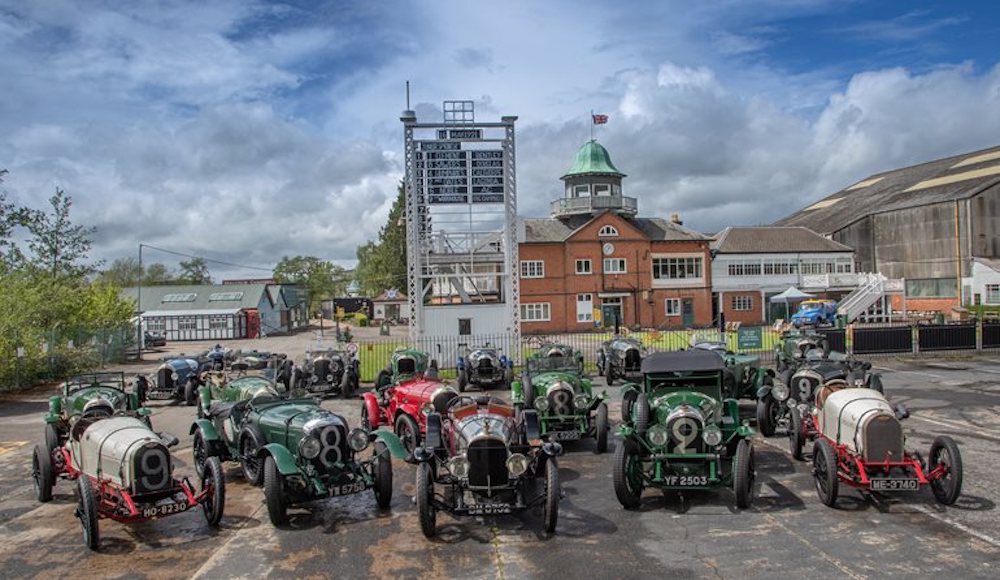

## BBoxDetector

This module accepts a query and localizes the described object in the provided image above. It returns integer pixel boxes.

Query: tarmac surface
[1,334,999,579]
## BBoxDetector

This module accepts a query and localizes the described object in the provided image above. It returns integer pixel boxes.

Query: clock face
[602,242,615,256]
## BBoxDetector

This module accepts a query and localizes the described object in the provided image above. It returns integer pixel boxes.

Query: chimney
[670,213,683,225]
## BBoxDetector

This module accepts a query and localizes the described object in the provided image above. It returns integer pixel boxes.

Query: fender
[373,430,408,460]
[256,443,300,476]
[190,418,220,441]
[47,396,62,419]
[756,384,773,398]
[522,409,540,441]
[198,385,212,411]
[362,392,383,428]
[510,380,524,404]
[619,383,641,398]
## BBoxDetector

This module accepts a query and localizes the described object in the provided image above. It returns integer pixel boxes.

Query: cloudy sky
[2,1,1000,279]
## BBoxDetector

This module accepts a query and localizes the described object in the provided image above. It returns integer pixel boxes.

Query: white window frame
[665,298,680,316]
[520,260,544,279]
[603,258,627,273]
[146,318,166,333]
[575,259,592,275]
[651,254,704,287]
[573,184,590,197]
[987,284,1000,304]
[178,317,198,331]
[593,184,611,196]
[731,296,753,311]
[577,293,594,322]
[520,303,551,322]
[598,225,619,237]
[209,316,229,330]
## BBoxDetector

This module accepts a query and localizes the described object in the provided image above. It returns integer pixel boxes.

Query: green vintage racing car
[43,372,151,452]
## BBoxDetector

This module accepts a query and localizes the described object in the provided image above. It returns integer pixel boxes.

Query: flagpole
[590,109,594,141]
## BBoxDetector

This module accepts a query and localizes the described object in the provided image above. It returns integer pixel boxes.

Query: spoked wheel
[32,445,54,502]
[76,477,100,551]
[621,390,637,424]
[813,438,839,507]
[543,457,560,534]
[239,429,264,485]
[201,456,225,526]
[45,423,61,454]
[192,430,209,479]
[263,456,288,526]
[634,394,650,436]
[929,436,963,505]
[755,394,778,437]
[613,440,643,509]
[373,441,393,509]
[416,462,436,538]
[594,402,609,454]
[395,414,421,458]
[360,404,371,431]
[733,439,755,509]
[788,405,805,461]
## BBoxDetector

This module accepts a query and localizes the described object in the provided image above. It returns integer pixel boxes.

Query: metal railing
[550,195,638,217]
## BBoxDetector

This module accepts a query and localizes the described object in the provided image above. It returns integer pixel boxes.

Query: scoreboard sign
[415,135,505,204]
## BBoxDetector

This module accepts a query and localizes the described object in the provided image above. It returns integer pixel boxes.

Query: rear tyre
[634,394,650,436]
[621,390,638,424]
[77,477,100,551]
[543,457,560,534]
[813,438,839,507]
[788,405,804,461]
[733,439,755,509]
[239,427,265,485]
[192,430,209,480]
[32,445,54,502]
[604,360,615,386]
[202,456,225,526]
[594,403,609,454]
[395,414,421,458]
[45,423,61,454]
[756,395,778,437]
[613,440,642,509]
[523,376,536,410]
[457,370,467,392]
[340,370,355,398]
[263,456,288,526]
[373,441,393,509]
[416,461,436,538]
[184,380,197,406]
[929,436,963,505]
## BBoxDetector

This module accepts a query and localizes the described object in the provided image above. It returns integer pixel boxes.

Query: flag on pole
[592,113,609,125]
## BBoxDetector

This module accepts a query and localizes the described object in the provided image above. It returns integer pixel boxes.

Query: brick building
[518,140,713,333]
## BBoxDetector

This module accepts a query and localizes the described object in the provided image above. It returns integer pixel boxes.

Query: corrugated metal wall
[971,184,1000,258]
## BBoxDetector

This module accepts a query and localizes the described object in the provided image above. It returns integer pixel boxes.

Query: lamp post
[137,243,143,361]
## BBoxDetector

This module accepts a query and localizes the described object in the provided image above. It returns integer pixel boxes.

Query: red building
[518,141,713,333]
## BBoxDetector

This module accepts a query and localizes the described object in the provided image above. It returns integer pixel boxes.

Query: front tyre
[733,439,755,509]
[239,427,265,485]
[201,456,225,526]
[929,436,963,505]
[416,461,436,538]
[621,390,637,424]
[788,405,804,461]
[457,370,467,392]
[613,440,643,509]
[604,360,615,386]
[395,414,421,458]
[192,430,209,479]
[373,441,393,509]
[45,423,61,454]
[184,380,197,406]
[77,477,100,551]
[543,457,560,534]
[263,456,288,526]
[340,370,355,398]
[634,393,650,436]
[756,395,778,437]
[813,438,839,507]
[32,445,54,502]
[594,402,609,454]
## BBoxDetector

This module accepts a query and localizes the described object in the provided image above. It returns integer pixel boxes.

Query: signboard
[414,139,505,205]
[737,326,763,350]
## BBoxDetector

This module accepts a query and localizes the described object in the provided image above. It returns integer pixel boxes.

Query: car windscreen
[528,357,578,373]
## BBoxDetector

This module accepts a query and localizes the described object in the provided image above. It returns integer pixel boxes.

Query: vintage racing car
[811,388,962,507]
[597,336,646,385]
[43,372,150,452]
[145,356,203,405]
[512,344,609,453]
[413,395,562,537]
[774,328,831,372]
[790,299,837,328]
[456,344,514,391]
[32,416,224,550]
[616,350,756,509]
[196,372,280,424]
[690,339,774,401]
[292,344,360,398]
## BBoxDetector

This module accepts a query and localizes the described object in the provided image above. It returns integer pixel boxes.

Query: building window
[520,260,544,278]
[573,184,589,197]
[835,258,853,273]
[598,225,619,237]
[603,258,627,273]
[577,294,594,322]
[801,259,836,275]
[727,260,762,276]
[653,257,703,279]
[178,318,198,331]
[987,285,1000,304]
[209,291,244,301]
[906,278,957,298]
[209,316,229,330]
[162,293,197,303]
[665,299,680,316]
[763,261,798,275]
[593,184,611,196]
[521,303,551,321]
[731,296,753,311]
[146,319,165,333]
[575,259,592,275]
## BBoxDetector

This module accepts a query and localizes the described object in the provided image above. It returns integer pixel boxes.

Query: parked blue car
[791,300,837,327]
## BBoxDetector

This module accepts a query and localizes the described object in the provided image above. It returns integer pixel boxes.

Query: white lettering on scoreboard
[414,138,505,204]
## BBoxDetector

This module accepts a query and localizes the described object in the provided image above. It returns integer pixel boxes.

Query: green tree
[178,257,212,284]
[144,262,174,285]
[97,257,143,287]
[22,188,97,278]
[355,182,406,296]
[273,255,348,313]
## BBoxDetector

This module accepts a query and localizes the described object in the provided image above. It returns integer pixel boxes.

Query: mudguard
[510,380,524,404]
[619,383,641,398]
[190,418,220,442]
[522,409,540,441]
[47,396,62,421]
[257,443,300,476]
[756,384,772,398]
[362,392,382,428]
[198,385,211,411]
[373,430,408,460]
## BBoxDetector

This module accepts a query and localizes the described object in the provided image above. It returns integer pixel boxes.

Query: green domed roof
[562,140,626,179]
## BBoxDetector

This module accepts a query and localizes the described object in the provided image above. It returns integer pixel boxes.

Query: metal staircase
[837,273,891,323]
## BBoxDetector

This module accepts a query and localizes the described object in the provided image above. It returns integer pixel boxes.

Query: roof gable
[566,211,649,242]
[711,226,852,254]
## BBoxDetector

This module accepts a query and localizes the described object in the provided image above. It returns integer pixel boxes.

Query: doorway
[601,298,623,329]
[681,298,694,327]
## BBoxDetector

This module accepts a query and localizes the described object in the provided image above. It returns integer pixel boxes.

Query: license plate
[870,478,919,491]
[330,481,367,496]
[467,503,514,515]
[141,501,188,518]
[663,475,708,487]
[549,430,580,441]
[147,392,174,400]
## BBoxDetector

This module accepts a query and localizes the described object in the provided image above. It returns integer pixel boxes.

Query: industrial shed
[776,145,1000,311]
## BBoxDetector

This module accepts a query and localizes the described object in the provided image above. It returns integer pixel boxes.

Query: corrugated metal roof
[711,226,852,254]
[122,284,270,313]
[775,144,1000,234]
[141,308,242,317]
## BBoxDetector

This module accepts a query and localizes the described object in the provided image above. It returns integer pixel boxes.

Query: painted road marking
[909,504,1000,550]
[909,413,1000,443]
[0,441,28,456]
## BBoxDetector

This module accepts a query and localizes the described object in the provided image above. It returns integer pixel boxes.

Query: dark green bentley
[190,395,406,525]
[44,372,150,452]
[196,372,280,420]
[511,344,609,453]
[616,351,756,509]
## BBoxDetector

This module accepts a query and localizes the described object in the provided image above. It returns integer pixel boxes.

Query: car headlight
[348,428,370,452]
[448,455,469,478]
[702,424,722,446]
[299,436,321,459]
[311,375,319,383]
[647,424,670,447]
[506,453,529,477]
[326,374,334,382]
[171,372,179,381]
[772,381,790,402]
[534,396,549,412]
[854,378,865,387]
[574,394,589,408]
[421,402,433,416]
